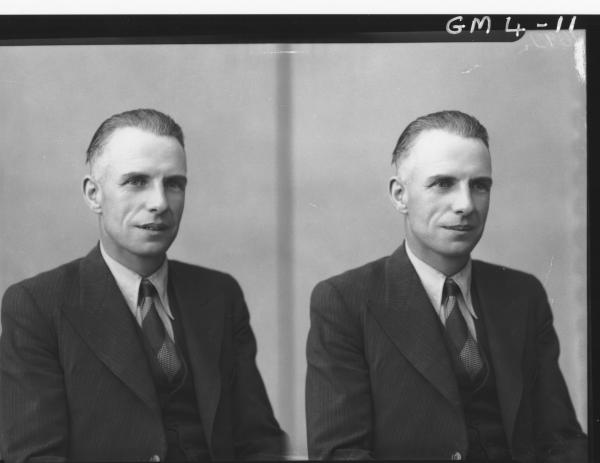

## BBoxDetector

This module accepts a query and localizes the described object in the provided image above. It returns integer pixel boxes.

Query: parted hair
[86,108,185,165]
[391,110,489,167]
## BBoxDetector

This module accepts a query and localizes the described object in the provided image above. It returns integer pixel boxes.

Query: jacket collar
[368,244,462,409]
[62,245,161,416]
[368,244,527,444]
[61,245,226,446]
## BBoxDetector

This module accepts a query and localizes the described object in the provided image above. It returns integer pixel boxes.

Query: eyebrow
[424,174,456,184]
[118,172,188,183]
[118,172,149,181]
[424,175,493,184]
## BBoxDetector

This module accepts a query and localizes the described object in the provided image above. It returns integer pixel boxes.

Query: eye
[123,176,147,187]
[431,177,454,189]
[471,179,492,193]
[165,178,187,191]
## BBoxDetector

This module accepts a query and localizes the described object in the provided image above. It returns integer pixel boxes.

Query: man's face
[87,127,187,270]
[391,129,492,271]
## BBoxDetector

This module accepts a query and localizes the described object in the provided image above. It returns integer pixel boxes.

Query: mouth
[137,223,170,232]
[443,224,476,232]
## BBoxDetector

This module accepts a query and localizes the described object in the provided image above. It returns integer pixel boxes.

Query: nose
[146,182,168,213]
[452,183,474,215]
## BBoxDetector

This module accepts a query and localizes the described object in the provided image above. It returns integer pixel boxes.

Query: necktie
[442,278,484,383]
[138,279,182,381]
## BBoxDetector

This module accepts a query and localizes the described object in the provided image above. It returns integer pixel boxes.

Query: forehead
[95,127,186,174]
[404,129,491,177]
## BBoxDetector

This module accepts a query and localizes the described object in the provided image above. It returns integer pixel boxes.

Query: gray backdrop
[0,32,587,457]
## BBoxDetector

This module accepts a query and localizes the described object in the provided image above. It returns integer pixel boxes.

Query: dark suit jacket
[306,245,586,461]
[0,246,285,462]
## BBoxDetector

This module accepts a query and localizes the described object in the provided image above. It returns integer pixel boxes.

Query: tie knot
[444,278,461,298]
[139,279,157,300]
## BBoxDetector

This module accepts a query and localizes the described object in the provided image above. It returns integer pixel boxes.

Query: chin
[134,243,171,258]
[443,242,478,258]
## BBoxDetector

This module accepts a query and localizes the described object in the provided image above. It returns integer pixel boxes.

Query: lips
[443,224,475,232]
[137,223,169,231]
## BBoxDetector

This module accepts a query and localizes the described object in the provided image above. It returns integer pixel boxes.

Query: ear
[82,175,102,214]
[388,175,408,214]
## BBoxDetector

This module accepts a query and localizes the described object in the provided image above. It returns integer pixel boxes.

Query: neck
[405,239,470,276]
[100,241,165,277]
[128,258,164,278]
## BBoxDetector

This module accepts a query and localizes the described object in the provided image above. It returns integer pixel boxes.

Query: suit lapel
[169,263,224,447]
[472,263,526,448]
[61,245,160,415]
[368,245,462,410]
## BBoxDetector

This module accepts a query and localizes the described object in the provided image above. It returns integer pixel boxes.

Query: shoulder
[168,260,243,294]
[3,257,83,303]
[1,257,84,318]
[472,259,545,295]
[312,255,388,303]
[472,259,541,283]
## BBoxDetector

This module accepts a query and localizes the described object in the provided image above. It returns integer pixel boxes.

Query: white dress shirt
[100,243,176,342]
[405,242,478,340]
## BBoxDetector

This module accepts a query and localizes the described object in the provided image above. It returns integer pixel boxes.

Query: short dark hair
[86,108,185,165]
[391,110,489,167]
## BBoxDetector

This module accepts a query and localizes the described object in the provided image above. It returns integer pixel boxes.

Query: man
[306,110,587,461]
[0,109,286,462]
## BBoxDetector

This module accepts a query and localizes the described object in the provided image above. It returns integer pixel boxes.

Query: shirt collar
[404,241,476,319]
[99,242,173,320]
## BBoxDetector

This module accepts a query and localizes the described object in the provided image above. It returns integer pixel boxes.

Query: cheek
[168,194,185,213]
[416,200,444,225]
[408,199,428,220]
[105,201,136,226]
[474,196,490,213]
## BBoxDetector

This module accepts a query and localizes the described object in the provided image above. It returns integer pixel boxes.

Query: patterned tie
[138,279,182,381]
[442,278,484,383]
